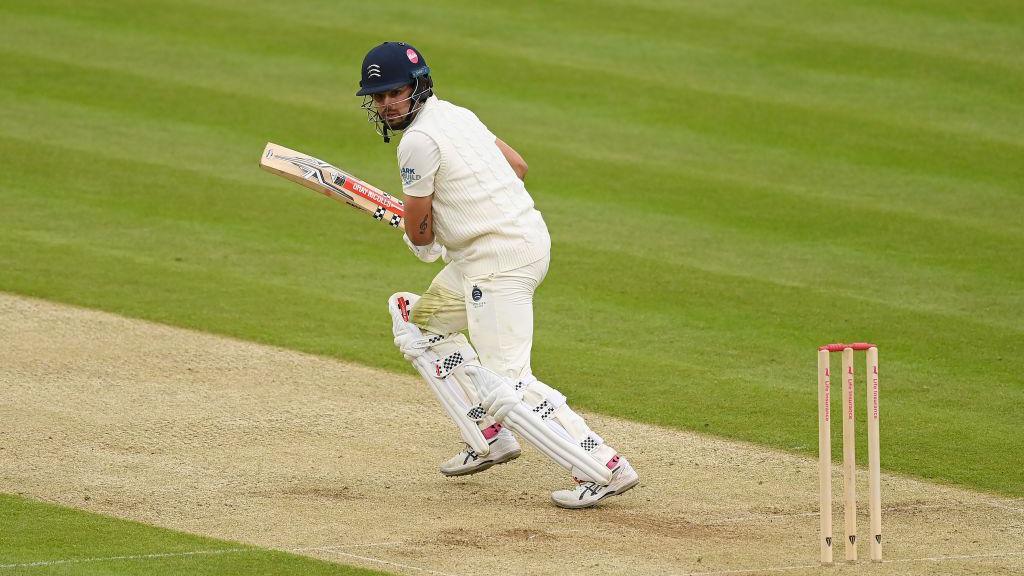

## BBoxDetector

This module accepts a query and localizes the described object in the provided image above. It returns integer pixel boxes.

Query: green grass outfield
[0,495,386,575]
[2,0,1022,571]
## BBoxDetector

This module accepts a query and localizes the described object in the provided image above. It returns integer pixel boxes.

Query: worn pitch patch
[1,293,1021,576]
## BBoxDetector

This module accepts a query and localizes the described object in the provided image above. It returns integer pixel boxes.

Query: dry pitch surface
[2,293,1022,576]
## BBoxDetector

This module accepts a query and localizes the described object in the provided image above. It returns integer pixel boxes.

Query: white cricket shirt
[398,96,550,277]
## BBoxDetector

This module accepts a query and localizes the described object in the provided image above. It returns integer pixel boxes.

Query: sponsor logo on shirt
[401,167,422,186]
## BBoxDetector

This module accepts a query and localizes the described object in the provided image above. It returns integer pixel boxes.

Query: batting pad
[465,366,615,484]
[389,292,497,456]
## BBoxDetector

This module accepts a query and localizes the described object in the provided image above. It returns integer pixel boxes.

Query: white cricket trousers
[410,255,550,380]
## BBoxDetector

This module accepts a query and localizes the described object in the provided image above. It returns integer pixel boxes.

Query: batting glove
[394,331,430,361]
[403,234,445,263]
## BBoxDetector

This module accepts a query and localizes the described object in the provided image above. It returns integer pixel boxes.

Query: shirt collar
[407,95,437,130]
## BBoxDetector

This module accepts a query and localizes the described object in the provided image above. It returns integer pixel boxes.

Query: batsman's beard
[361,78,431,142]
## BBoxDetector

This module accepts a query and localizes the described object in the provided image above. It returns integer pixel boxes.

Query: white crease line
[0,541,405,570]
[887,551,1024,563]
[674,562,820,576]
[293,541,406,551]
[708,511,818,524]
[0,548,250,569]
[5,542,1022,575]
[673,551,1024,576]
[707,503,995,525]
[323,549,462,576]
[981,499,1024,514]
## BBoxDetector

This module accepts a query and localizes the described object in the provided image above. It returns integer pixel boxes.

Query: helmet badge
[366,64,381,79]
[406,49,419,63]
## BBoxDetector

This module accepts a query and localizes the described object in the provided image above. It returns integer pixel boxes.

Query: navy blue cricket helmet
[356,42,434,143]
[356,42,431,96]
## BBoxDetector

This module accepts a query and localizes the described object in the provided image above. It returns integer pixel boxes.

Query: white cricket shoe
[440,429,521,477]
[550,457,639,509]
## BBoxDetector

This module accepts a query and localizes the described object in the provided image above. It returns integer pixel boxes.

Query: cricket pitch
[1,293,1021,576]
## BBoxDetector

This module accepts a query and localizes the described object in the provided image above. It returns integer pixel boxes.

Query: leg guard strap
[466,367,615,484]
[390,292,499,456]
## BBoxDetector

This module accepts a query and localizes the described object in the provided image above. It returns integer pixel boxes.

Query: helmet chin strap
[371,77,432,144]
[379,104,413,143]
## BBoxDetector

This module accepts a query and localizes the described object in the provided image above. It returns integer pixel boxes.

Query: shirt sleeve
[397,130,440,198]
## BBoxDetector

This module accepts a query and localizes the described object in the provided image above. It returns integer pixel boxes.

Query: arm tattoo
[418,214,429,235]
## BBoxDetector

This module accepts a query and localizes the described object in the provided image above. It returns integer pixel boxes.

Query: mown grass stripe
[1,0,1022,500]
[0,495,389,575]
[4,5,1019,161]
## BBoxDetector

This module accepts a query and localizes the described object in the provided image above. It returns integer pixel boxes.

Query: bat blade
[260,142,405,230]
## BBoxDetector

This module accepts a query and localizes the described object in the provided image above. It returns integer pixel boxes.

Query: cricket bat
[260,142,405,230]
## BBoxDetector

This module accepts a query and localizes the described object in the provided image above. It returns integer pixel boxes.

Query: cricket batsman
[358,41,639,508]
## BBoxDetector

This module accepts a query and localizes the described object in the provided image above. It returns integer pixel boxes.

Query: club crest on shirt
[401,167,421,186]
[471,285,485,308]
